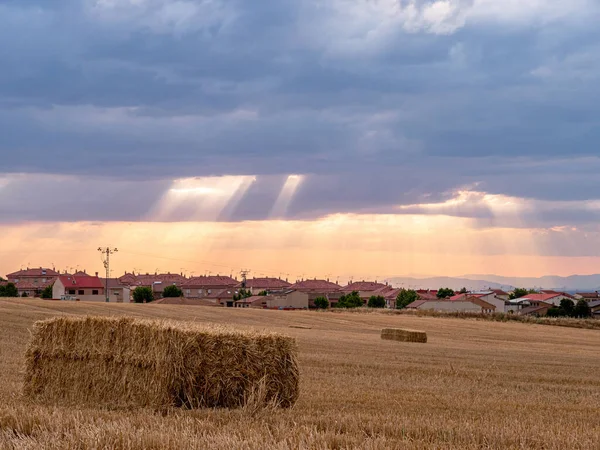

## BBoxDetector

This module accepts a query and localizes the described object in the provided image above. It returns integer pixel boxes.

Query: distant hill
[385,274,600,292]
[385,276,515,292]
[462,274,600,292]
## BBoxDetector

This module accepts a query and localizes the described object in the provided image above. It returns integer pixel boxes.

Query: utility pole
[240,269,250,288]
[98,247,118,303]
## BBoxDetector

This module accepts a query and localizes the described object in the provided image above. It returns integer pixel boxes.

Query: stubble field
[0,298,599,449]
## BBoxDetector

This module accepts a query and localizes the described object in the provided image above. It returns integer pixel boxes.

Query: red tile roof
[7,267,60,278]
[182,276,238,288]
[237,278,291,289]
[340,281,388,292]
[578,292,600,299]
[234,296,266,305]
[100,278,129,289]
[58,275,104,289]
[406,300,429,309]
[119,273,187,287]
[15,279,56,290]
[288,279,340,292]
[73,271,90,277]
[521,293,563,302]
[371,286,401,299]
[491,289,508,295]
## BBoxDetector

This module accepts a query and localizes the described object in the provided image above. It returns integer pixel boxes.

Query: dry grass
[367,308,600,330]
[24,316,298,409]
[1,298,600,449]
[381,328,427,343]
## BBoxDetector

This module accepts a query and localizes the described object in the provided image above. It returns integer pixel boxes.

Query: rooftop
[289,279,340,291]
[58,275,104,289]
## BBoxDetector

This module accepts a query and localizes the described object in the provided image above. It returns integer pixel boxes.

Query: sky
[2,0,600,280]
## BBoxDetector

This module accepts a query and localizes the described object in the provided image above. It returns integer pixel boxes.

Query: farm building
[235,290,309,309]
[406,296,496,314]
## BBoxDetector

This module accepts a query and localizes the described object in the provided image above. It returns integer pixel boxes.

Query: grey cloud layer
[1,0,600,224]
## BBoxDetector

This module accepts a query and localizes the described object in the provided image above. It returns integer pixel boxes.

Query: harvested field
[380,328,427,343]
[24,316,298,409]
[1,298,600,449]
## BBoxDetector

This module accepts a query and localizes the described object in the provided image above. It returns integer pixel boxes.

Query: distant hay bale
[23,316,299,409]
[381,328,427,343]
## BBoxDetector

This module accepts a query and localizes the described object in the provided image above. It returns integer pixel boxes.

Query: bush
[314,296,329,309]
[162,285,183,298]
[546,307,561,317]
[396,289,418,309]
[133,286,154,303]
[573,299,591,318]
[21,292,28,298]
[437,288,454,299]
[41,284,54,299]
[0,283,19,297]
[336,291,363,308]
[367,295,386,308]
[233,288,252,301]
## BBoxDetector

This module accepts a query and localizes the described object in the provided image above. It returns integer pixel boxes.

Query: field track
[1,298,599,449]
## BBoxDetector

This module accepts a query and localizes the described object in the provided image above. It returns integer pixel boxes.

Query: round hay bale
[381,328,427,343]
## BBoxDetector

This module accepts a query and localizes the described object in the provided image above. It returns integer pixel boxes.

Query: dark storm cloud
[2,0,600,226]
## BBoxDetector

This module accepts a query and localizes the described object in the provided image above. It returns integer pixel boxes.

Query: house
[574,292,600,300]
[234,296,265,308]
[406,297,496,314]
[236,277,291,295]
[6,267,60,296]
[52,275,105,301]
[453,292,507,313]
[490,289,510,301]
[266,289,309,309]
[73,270,91,277]
[519,292,573,307]
[369,285,401,308]
[118,272,187,298]
[588,300,600,317]
[289,279,340,294]
[181,275,238,300]
[100,278,131,303]
[519,303,552,317]
[6,267,60,284]
[340,281,389,303]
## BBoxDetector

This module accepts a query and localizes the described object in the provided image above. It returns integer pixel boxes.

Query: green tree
[233,288,252,301]
[509,288,529,300]
[162,285,183,298]
[573,299,591,318]
[367,295,386,308]
[336,291,363,308]
[257,290,268,296]
[133,286,154,303]
[21,291,28,297]
[459,287,468,294]
[437,288,454,299]
[314,296,329,309]
[3,283,18,298]
[41,284,54,299]
[559,298,575,316]
[396,289,418,309]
